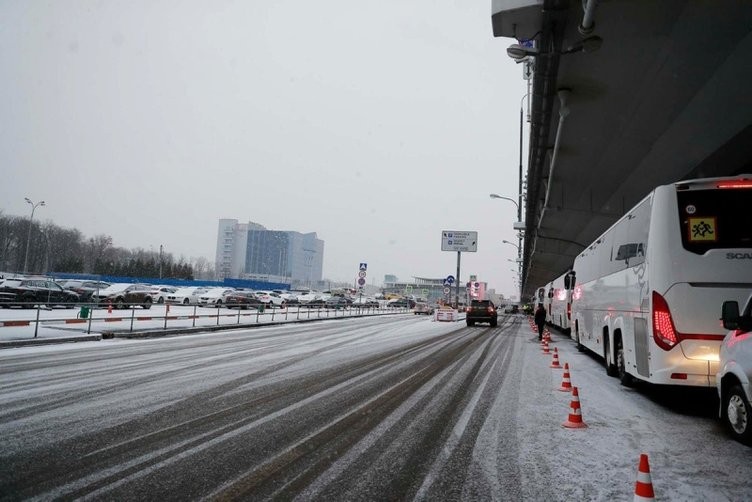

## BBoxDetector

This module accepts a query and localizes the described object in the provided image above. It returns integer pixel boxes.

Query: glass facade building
[215,219,323,284]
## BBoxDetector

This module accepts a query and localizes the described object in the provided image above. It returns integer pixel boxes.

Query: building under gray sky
[215,219,324,286]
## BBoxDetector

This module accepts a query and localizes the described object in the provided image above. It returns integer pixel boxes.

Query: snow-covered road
[0,314,749,501]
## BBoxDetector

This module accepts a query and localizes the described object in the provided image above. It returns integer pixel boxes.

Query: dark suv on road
[0,279,80,308]
[466,300,498,327]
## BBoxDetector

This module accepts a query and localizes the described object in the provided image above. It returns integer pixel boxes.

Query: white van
[718,295,752,446]
[570,175,752,387]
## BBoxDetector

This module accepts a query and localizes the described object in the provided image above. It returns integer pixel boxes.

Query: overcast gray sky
[0,1,526,298]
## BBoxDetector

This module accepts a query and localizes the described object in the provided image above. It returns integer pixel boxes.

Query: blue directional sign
[445,275,455,285]
[359,263,367,271]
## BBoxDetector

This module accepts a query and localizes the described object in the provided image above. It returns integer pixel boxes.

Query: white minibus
[570,175,752,387]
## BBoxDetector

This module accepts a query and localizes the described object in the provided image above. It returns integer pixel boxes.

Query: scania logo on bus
[726,252,752,259]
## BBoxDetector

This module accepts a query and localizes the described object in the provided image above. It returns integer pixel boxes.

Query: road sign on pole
[441,231,478,252]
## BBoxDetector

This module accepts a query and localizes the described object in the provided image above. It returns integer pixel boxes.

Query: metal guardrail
[0,302,412,338]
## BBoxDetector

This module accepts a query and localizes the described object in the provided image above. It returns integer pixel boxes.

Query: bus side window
[625,196,651,266]
[608,217,631,272]
[615,244,635,261]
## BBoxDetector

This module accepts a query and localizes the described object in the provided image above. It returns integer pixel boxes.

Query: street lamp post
[489,193,519,211]
[501,239,519,250]
[517,92,528,302]
[23,198,46,274]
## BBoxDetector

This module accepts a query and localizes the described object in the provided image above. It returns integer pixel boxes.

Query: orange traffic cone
[562,386,588,428]
[107,301,113,314]
[550,347,562,368]
[544,330,551,343]
[634,453,655,501]
[558,363,573,392]
[542,340,550,354]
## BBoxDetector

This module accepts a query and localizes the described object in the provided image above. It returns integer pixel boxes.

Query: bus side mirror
[721,301,740,330]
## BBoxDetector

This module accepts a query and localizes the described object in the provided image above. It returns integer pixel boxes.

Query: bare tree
[85,235,114,273]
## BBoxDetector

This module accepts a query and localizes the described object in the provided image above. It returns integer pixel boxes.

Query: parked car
[718,295,752,446]
[325,296,351,309]
[91,283,153,309]
[148,285,177,304]
[414,302,434,315]
[166,287,207,305]
[222,290,263,309]
[0,279,80,308]
[387,298,415,309]
[255,290,287,308]
[58,280,111,302]
[276,290,299,305]
[303,295,329,308]
[198,288,236,307]
[352,297,380,308]
[297,291,327,305]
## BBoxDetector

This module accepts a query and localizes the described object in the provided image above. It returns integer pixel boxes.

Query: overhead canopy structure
[492,0,752,299]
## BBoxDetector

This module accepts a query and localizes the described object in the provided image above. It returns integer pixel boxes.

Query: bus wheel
[616,338,634,387]
[605,337,618,377]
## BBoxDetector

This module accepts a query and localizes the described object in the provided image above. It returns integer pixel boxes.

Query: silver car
[718,294,752,446]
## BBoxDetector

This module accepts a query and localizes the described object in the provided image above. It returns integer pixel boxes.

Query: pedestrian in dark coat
[534,304,546,341]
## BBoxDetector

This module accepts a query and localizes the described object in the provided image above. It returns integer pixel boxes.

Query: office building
[215,219,324,285]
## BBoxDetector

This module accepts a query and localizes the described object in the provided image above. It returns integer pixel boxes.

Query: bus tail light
[716,180,752,189]
[652,291,679,351]
[567,303,571,321]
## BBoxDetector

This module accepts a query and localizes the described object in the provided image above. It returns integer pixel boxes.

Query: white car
[276,290,299,305]
[197,288,236,307]
[148,285,177,304]
[166,287,208,305]
[255,290,286,308]
[352,296,379,308]
[295,290,320,304]
[718,294,752,446]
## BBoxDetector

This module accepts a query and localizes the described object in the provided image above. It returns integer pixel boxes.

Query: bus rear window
[676,187,752,253]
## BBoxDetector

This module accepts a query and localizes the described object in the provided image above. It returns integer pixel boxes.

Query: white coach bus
[549,270,576,334]
[570,175,752,387]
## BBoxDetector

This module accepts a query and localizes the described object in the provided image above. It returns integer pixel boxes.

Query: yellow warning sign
[688,217,717,242]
